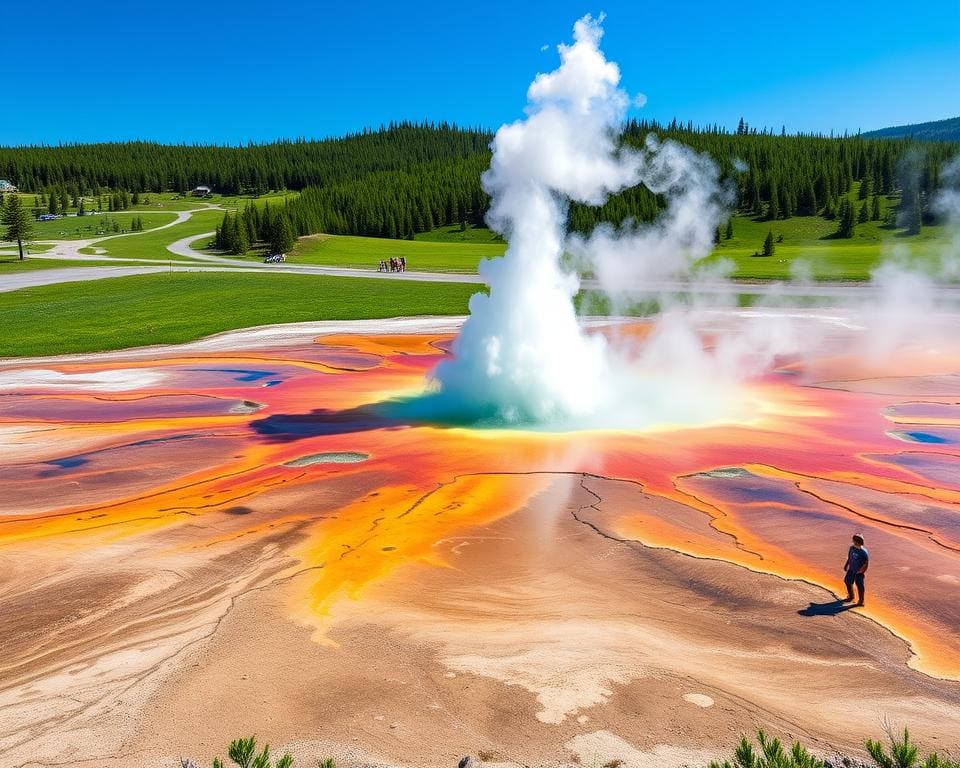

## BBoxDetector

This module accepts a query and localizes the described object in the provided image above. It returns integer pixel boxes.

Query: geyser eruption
[429,15,731,426]
[426,15,959,429]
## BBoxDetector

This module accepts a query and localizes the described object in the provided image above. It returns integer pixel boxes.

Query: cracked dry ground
[1,321,959,768]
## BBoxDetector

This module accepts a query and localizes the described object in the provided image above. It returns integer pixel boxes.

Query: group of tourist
[378,257,407,273]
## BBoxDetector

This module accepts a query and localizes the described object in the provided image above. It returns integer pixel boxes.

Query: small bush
[866,727,958,768]
[710,729,958,768]
[709,730,822,768]
[182,736,293,768]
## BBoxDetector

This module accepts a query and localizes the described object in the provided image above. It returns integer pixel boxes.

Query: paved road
[6,216,960,304]
[8,259,960,307]
[0,263,483,294]
[164,232,960,300]
[1,266,172,293]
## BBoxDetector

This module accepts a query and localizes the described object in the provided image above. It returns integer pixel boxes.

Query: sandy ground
[2,317,959,768]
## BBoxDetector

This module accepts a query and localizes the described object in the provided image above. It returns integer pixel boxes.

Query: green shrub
[866,728,959,768]
[709,730,822,768]
[710,729,958,768]
[181,736,293,768]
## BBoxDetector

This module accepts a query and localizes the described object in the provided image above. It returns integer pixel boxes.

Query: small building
[0,180,18,193]
[191,185,213,197]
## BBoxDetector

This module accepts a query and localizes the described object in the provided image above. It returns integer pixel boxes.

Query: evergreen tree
[781,187,794,219]
[858,201,869,224]
[767,180,780,220]
[750,183,762,215]
[823,195,836,220]
[218,212,237,251]
[48,191,58,215]
[3,195,34,260]
[231,220,249,255]
[798,182,818,216]
[269,214,295,254]
[836,199,855,238]
[763,229,775,257]
[259,203,273,242]
[871,194,881,221]
[77,199,86,216]
[713,225,721,245]
[725,219,733,239]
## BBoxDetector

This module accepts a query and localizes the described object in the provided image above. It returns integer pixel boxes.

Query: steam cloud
[425,14,960,429]
[430,15,739,426]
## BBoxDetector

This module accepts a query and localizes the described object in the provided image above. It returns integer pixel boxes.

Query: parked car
[264,253,286,264]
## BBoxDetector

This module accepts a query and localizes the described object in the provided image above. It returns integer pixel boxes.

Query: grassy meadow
[707,187,949,280]
[80,209,224,259]
[0,242,53,254]
[0,271,477,357]
[27,211,178,240]
[40,181,950,281]
[279,184,948,281]
[414,222,505,245]
[0,257,120,272]
[279,233,505,272]
[129,190,296,212]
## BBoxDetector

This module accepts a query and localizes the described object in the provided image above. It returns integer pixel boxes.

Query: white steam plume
[429,15,732,425]
[856,156,960,362]
[934,157,960,279]
[425,15,960,429]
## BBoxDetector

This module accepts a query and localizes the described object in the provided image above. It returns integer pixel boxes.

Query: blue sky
[4,0,958,145]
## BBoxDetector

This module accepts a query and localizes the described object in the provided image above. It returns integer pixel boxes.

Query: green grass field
[81,210,224,259]
[225,185,940,281]
[5,190,296,220]
[0,271,478,357]
[130,190,296,212]
[285,233,505,272]
[0,257,121,272]
[27,211,178,241]
[21,181,951,282]
[276,185,946,281]
[707,187,949,280]
[0,242,54,254]
[414,223,505,245]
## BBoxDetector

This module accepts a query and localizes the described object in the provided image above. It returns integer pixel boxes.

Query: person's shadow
[798,599,854,617]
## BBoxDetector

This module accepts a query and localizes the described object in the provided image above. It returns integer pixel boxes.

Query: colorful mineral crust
[1,318,959,766]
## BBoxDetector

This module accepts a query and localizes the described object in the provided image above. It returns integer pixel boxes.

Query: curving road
[5,212,960,305]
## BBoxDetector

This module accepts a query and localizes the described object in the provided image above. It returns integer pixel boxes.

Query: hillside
[862,116,960,141]
[5,123,958,245]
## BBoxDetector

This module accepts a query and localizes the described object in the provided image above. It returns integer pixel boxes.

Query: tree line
[4,121,958,245]
[0,123,491,196]
[215,202,295,255]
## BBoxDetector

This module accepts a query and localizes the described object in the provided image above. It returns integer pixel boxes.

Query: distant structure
[0,179,18,193]
[191,185,213,197]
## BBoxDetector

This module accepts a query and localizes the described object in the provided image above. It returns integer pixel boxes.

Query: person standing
[842,533,869,606]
